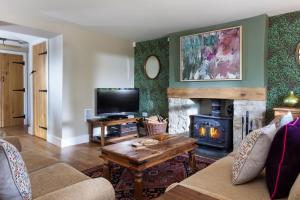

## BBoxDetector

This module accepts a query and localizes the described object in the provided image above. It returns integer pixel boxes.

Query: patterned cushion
[0,139,32,200]
[232,124,276,184]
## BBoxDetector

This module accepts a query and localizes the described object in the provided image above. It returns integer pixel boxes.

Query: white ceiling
[2,0,300,41]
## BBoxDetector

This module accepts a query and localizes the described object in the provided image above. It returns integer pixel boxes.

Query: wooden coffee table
[101,134,198,200]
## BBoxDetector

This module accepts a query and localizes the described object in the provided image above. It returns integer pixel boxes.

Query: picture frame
[180,26,242,81]
[296,42,300,66]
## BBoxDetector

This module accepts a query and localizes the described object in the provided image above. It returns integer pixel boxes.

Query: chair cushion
[232,124,276,184]
[30,163,90,199]
[289,174,300,200]
[0,139,32,200]
[180,156,271,200]
[21,151,59,173]
[266,118,300,199]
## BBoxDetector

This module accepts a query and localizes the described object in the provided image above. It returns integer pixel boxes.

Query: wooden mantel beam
[167,87,266,101]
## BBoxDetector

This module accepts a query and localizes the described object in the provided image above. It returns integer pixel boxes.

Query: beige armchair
[3,136,115,200]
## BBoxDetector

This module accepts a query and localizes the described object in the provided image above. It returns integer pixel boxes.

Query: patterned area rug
[82,155,215,200]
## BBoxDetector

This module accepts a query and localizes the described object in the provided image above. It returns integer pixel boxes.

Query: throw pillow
[266,118,300,199]
[280,111,294,127]
[232,124,277,185]
[0,139,32,200]
[269,116,282,129]
[269,112,294,130]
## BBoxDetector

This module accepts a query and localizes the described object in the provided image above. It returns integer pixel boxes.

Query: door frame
[0,50,28,126]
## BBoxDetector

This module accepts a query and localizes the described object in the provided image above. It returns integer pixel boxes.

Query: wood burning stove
[190,115,233,152]
[189,99,233,158]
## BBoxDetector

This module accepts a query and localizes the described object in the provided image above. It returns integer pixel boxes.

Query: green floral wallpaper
[267,11,300,121]
[134,37,169,117]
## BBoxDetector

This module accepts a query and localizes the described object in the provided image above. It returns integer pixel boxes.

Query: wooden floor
[0,126,105,171]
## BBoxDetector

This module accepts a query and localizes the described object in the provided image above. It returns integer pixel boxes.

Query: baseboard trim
[61,134,89,148]
[27,126,34,135]
[47,134,62,147]
[47,134,89,148]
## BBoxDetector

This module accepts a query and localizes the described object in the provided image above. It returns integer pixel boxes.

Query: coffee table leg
[101,125,105,147]
[134,171,143,200]
[189,149,197,173]
[103,161,111,181]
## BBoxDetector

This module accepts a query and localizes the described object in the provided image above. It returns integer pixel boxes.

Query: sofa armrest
[34,178,115,200]
[289,174,300,200]
[3,136,22,152]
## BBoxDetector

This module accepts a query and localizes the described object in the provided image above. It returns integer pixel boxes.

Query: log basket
[144,121,168,136]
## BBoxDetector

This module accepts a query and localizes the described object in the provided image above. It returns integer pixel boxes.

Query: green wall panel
[266,11,300,121]
[134,38,169,117]
[169,15,268,88]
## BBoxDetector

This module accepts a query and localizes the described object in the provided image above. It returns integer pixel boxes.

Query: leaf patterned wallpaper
[134,37,169,118]
[267,11,300,121]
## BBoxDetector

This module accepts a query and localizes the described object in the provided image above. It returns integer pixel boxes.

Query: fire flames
[199,127,221,139]
[199,127,206,137]
[209,127,220,139]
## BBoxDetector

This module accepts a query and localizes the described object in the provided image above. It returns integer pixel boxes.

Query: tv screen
[95,88,139,115]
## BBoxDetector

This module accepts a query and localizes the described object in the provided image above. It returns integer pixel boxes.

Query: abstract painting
[180,26,242,81]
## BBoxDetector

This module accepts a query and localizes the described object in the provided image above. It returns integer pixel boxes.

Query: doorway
[0,53,25,127]
[0,25,63,146]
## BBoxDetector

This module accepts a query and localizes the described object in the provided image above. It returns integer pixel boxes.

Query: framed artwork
[180,26,242,81]
[296,42,300,65]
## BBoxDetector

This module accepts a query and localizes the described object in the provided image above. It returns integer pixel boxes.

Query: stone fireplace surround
[168,88,267,150]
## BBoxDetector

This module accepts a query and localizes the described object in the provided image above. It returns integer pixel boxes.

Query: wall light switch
[84,108,93,121]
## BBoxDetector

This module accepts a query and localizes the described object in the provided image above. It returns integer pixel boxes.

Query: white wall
[61,29,134,146]
[0,9,134,147]
[47,36,63,145]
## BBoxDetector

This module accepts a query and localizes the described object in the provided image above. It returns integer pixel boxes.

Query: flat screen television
[95,88,139,116]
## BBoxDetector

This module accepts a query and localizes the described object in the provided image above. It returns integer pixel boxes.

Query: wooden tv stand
[87,117,141,146]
